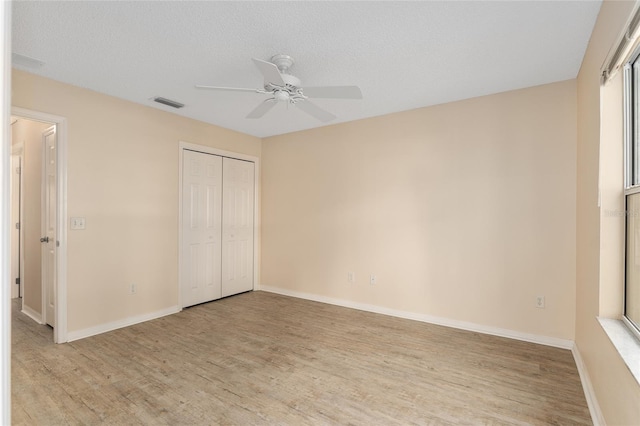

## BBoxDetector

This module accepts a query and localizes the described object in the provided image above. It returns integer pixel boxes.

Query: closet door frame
[178,141,260,308]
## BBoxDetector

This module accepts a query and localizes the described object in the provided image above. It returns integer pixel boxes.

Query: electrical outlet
[130,283,137,295]
[370,274,377,285]
[536,296,545,308]
[348,272,355,283]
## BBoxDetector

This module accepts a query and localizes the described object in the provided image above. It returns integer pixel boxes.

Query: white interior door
[42,125,56,327]
[10,155,21,299]
[181,150,223,308]
[221,157,255,297]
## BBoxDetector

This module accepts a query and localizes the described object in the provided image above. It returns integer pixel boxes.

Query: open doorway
[10,107,68,344]
[10,116,55,330]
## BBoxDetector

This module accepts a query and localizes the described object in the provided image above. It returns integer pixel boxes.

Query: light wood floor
[12,291,592,425]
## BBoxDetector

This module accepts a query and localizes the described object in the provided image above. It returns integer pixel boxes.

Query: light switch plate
[70,217,86,230]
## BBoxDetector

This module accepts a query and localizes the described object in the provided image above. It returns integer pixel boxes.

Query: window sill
[597,317,640,386]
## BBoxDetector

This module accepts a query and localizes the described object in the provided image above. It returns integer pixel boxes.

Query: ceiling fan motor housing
[265,72,303,103]
[265,73,301,90]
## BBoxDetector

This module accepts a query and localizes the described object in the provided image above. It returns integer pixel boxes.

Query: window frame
[622,49,640,341]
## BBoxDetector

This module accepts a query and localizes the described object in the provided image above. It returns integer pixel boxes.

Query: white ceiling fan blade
[195,85,261,93]
[302,86,363,99]
[246,99,278,119]
[295,100,337,122]
[252,58,285,86]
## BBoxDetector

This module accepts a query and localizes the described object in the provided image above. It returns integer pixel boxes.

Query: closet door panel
[221,157,255,297]
[181,150,223,307]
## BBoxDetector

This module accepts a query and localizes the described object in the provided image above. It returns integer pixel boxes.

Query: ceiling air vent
[153,97,184,109]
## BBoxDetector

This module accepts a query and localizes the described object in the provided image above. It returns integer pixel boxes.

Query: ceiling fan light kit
[195,54,362,122]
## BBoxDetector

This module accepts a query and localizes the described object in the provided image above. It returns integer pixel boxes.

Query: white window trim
[598,318,640,386]
[623,56,640,338]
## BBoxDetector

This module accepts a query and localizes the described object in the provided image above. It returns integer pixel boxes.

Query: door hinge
[15,166,21,175]
[15,222,20,230]
[15,278,20,285]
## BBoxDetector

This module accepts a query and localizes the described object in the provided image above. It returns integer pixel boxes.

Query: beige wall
[262,80,577,341]
[10,118,50,314]
[576,0,640,424]
[11,70,261,333]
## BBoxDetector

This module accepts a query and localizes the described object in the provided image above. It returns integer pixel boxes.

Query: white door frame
[1,2,11,421]
[12,106,68,344]
[178,141,260,308]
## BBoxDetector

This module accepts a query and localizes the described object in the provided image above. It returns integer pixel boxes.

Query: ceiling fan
[195,54,362,122]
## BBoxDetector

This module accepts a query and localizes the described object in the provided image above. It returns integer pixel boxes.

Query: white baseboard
[66,305,181,342]
[572,343,605,426]
[259,285,574,350]
[21,304,42,324]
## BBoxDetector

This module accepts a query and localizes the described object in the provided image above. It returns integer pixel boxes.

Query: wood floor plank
[12,292,592,425]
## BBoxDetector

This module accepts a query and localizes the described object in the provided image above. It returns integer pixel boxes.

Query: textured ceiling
[12,1,601,138]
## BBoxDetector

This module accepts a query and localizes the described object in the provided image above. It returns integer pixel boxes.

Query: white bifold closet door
[221,157,255,297]
[182,150,223,307]
[181,150,254,308]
